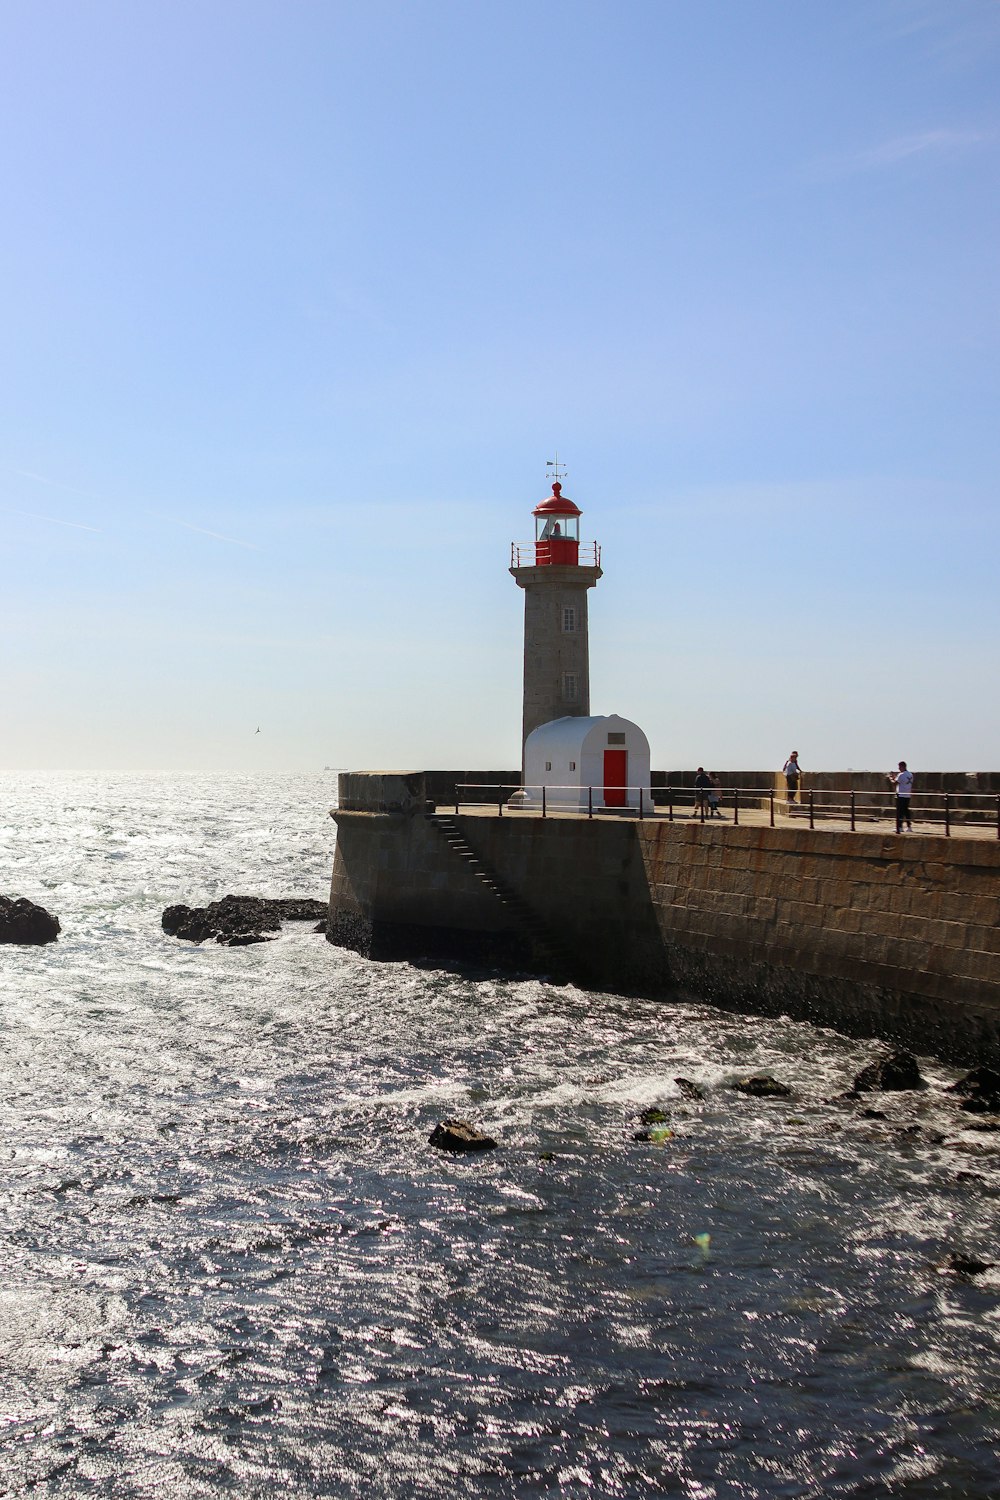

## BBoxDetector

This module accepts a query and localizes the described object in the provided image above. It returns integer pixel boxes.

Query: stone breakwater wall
[328,773,1000,1066]
[329,774,527,972]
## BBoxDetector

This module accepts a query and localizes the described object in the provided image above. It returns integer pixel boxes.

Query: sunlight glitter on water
[1,771,999,1496]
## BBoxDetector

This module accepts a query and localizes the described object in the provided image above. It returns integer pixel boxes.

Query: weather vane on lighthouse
[545,454,568,485]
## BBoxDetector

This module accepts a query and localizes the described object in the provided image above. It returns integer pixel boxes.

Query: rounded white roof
[524,714,650,758]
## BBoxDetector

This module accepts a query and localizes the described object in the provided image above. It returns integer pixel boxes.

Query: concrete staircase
[427,814,572,982]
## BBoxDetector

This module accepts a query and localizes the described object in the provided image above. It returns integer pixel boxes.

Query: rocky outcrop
[0,895,60,945]
[730,1074,793,1099]
[935,1251,994,1278]
[674,1077,705,1101]
[428,1119,497,1153]
[850,1051,925,1094]
[948,1066,1000,1114]
[162,895,328,947]
[270,899,330,923]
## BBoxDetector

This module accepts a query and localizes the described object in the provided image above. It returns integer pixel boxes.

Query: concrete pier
[328,771,1000,1067]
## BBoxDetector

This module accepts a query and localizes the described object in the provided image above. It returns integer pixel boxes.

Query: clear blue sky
[2,0,998,772]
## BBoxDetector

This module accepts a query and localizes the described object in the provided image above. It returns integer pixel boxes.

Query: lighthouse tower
[510,478,602,757]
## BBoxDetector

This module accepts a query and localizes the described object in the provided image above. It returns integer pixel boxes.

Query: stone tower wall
[513,563,602,752]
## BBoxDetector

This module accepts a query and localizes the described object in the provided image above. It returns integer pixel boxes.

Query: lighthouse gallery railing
[510,541,602,568]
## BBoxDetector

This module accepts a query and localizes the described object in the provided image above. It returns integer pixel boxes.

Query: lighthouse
[510,477,602,757]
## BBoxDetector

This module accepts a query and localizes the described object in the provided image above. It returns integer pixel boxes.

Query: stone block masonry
[510,560,602,754]
[629,822,1000,1065]
[328,774,1000,1066]
[518,573,595,741]
[328,773,533,970]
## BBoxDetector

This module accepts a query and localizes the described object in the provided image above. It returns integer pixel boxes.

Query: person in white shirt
[888,761,914,832]
[783,752,801,804]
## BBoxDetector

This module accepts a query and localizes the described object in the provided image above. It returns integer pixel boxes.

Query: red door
[604,749,627,807]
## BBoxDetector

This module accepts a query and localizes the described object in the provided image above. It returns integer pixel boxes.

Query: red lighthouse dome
[532,482,581,565]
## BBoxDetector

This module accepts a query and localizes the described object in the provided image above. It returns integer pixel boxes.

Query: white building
[520,714,652,814]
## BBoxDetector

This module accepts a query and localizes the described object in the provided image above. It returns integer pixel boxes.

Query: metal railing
[509,541,602,568]
[451,783,1000,837]
[455,782,651,819]
[780,786,1000,837]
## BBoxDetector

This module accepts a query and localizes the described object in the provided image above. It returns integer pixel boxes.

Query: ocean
[1,771,998,1497]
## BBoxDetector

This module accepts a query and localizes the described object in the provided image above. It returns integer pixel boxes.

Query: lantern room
[533,482,581,565]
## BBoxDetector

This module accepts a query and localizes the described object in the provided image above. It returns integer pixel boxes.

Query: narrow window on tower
[562,673,579,702]
[562,606,577,633]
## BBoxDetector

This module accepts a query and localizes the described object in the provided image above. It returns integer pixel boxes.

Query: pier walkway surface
[454,802,1000,841]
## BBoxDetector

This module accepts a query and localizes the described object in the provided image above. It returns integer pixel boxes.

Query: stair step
[430,816,571,976]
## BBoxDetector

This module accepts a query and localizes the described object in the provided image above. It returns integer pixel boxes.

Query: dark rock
[730,1074,793,1099]
[162,903,209,941]
[162,895,281,943]
[949,1065,1000,1097]
[949,1066,1000,1115]
[936,1251,994,1278]
[960,1096,1000,1115]
[272,899,328,922]
[162,894,325,946]
[639,1106,670,1125]
[0,895,60,945]
[674,1077,705,1101]
[428,1118,497,1154]
[898,1125,945,1142]
[850,1051,925,1094]
[860,1108,889,1119]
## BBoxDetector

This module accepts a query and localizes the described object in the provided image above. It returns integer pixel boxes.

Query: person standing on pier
[888,761,914,833]
[783,752,802,804]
